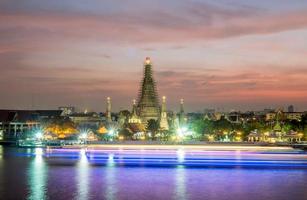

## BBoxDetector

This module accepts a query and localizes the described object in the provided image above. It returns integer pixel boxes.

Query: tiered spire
[106,97,112,123]
[132,99,137,115]
[159,96,169,130]
[180,98,184,113]
[179,98,186,126]
[137,57,160,124]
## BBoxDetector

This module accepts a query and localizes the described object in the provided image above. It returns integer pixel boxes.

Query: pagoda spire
[106,97,112,123]
[132,99,137,114]
[129,99,141,124]
[137,57,160,124]
[159,96,169,130]
[179,98,186,126]
[180,98,184,113]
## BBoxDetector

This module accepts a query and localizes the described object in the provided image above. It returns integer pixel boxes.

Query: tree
[300,114,307,140]
[147,119,159,140]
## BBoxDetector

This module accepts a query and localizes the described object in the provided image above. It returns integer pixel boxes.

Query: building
[137,57,160,124]
[0,109,62,140]
[286,112,304,121]
[129,100,142,124]
[288,105,294,112]
[266,110,304,121]
[59,106,75,116]
[69,112,102,129]
[227,111,241,124]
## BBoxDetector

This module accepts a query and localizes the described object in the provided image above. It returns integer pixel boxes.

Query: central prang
[137,57,160,124]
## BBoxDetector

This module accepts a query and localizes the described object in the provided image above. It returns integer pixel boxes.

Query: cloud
[1,1,307,111]
[1,2,307,49]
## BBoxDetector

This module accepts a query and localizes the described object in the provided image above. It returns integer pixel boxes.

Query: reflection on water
[177,149,185,163]
[77,149,89,200]
[0,145,3,161]
[105,156,118,200]
[175,166,187,200]
[27,148,48,200]
[0,147,306,200]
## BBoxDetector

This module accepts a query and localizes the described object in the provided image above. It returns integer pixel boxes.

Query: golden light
[58,134,66,139]
[145,57,151,65]
[98,126,108,134]
[208,135,214,141]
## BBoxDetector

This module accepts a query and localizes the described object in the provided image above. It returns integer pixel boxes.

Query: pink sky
[1,0,307,112]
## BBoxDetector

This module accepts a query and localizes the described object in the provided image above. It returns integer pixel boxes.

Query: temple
[179,98,187,127]
[159,96,169,130]
[137,57,160,124]
[129,99,142,124]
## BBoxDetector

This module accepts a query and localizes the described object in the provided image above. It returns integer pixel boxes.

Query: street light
[79,133,87,139]
[108,129,116,141]
[109,129,115,136]
[35,131,43,140]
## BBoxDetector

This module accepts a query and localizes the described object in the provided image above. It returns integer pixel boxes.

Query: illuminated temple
[136,57,160,124]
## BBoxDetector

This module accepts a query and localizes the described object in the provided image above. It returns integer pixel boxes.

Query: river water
[0,146,306,200]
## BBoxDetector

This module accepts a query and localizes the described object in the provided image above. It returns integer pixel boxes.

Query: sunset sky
[1,0,307,112]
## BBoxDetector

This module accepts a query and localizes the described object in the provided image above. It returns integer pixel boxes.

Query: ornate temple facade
[136,57,160,124]
[129,100,142,124]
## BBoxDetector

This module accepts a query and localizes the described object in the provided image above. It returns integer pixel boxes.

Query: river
[0,146,306,200]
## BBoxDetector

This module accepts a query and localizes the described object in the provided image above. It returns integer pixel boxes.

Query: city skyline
[1,0,307,112]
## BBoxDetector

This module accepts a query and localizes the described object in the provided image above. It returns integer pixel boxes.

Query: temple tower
[106,97,112,123]
[159,96,169,130]
[137,57,160,124]
[179,98,186,126]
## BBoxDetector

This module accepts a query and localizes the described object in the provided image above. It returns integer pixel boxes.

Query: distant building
[204,109,215,114]
[203,112,223,121]
[288,105,294,113]
[266,110,304,121]
[227,111,241,124]
[59,106,75,116]
[36,110,63,120]
[69,112,102,129]
[286,112,304,121]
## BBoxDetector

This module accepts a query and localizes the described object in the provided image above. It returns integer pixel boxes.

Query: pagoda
[159,96,169,130]
[179,98,187,126]
[137,57,160,124]
[106,97,112,123]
